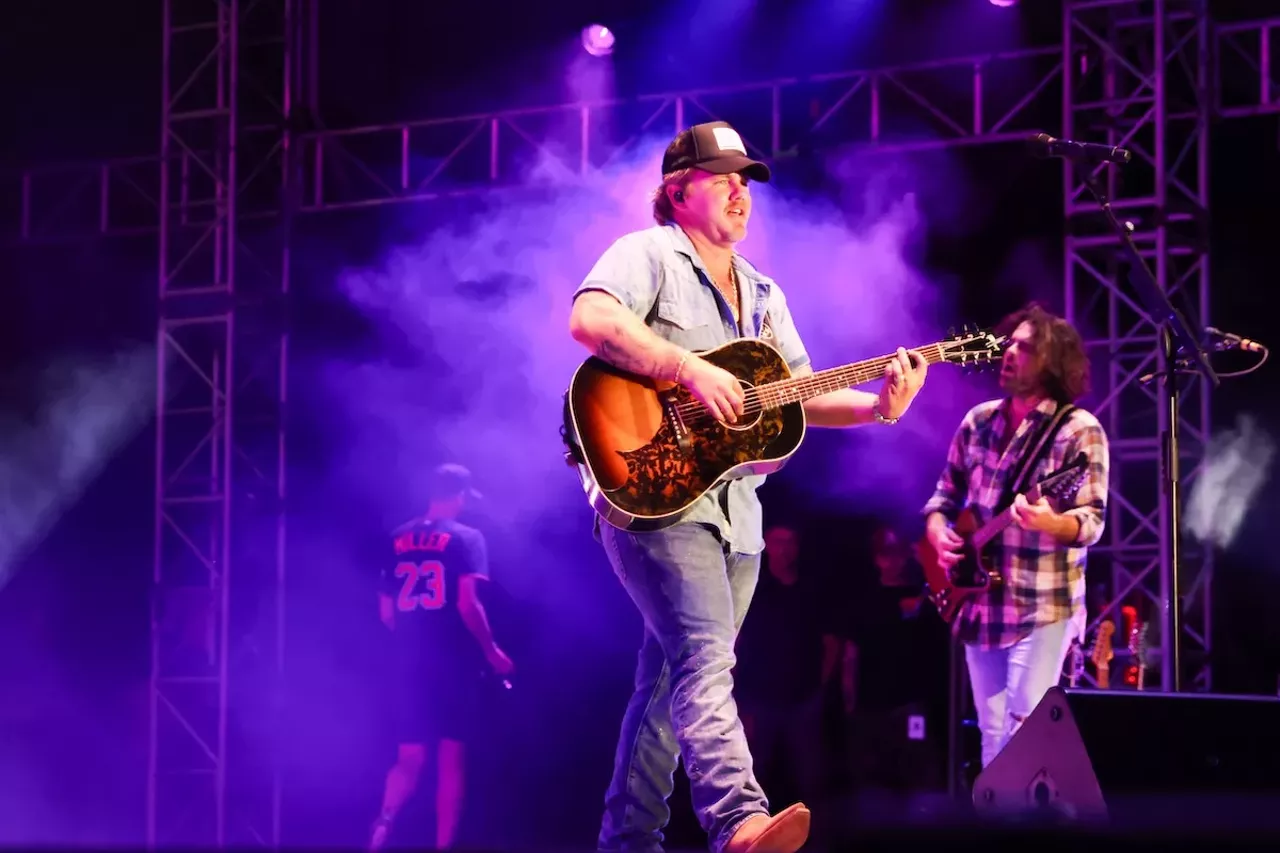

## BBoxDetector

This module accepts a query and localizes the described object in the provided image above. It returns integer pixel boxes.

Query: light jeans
[964,619,1077,768]
[596,521,767,853]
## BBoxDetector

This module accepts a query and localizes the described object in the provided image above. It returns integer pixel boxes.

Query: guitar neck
[972,483,1043,549]
[758,343,948,408]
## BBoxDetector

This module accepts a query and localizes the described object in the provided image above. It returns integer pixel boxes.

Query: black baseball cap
[428,463,482,502]
[661,121,771,183]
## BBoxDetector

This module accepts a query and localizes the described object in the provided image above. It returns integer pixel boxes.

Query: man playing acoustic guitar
[568,120,928,853]
[921,303,1110,770]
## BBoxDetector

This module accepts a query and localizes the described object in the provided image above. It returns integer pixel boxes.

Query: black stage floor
[783,790,1280,851]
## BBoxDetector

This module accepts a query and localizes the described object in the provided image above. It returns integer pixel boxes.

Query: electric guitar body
[916,505,1004,624]
[918,453,1089,623]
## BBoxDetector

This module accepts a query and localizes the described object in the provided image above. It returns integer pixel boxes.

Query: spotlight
[581,23,615,57]
[989,0,1018,6]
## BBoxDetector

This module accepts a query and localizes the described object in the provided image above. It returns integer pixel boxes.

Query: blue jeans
[964,619,1076,768]
[597,521,767,853]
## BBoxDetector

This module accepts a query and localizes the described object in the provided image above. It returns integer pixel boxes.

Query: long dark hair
[997,302,1091,404]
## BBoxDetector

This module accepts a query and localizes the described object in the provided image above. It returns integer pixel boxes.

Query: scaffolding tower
[1062,0,1212,690]
[147,0,306,847]
[2,2,1278,846]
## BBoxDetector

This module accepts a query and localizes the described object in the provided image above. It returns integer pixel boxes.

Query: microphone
[1029,132,1132,165]
[1205,326,1268,354]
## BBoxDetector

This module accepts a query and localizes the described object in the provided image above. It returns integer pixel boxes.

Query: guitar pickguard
[954,541,998,589]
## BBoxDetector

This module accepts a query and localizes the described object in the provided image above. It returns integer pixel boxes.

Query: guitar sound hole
[723,381,764,432]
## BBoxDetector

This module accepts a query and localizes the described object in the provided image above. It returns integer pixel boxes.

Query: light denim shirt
[573,223,812,555]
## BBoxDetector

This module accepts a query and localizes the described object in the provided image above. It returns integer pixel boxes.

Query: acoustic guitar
[562,329,1004,530]
[916,453,1089,623]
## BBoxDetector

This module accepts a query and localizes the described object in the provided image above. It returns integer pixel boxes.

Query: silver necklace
[712,267,739,319]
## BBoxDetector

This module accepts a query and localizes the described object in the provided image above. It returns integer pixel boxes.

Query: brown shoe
[723,802,811,853]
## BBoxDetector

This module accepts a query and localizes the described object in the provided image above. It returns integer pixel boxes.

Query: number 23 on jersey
[394,560,445,611]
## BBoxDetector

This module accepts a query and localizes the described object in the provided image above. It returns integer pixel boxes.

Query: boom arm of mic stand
[1070,162,1218,697]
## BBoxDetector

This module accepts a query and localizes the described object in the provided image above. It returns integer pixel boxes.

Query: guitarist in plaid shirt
[921,303,1110,769]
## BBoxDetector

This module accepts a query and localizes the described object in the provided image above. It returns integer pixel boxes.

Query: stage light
[581,24,615,57]
[989,0,1018,7]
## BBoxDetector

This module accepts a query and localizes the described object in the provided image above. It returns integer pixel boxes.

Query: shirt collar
[661,223,772,292]
[995,396,1060,431]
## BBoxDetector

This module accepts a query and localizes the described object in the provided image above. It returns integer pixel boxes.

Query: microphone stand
[1070,160,1219,694]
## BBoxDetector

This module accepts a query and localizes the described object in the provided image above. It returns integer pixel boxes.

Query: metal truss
[1216,14,1280,118]
[147,0,301,848]
[291,46,1064,212]
[0,46,1062,233]
[1062,0,1216,692]
[6,17,1277,237]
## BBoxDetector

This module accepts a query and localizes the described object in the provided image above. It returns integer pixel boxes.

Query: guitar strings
[670,343,953,426]
[671,345,943,424]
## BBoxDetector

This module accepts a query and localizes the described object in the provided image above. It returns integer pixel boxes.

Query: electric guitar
[1066,638,1085,687]
[1091,619,1116,688]
[917,453,1089,623]
[562,328,1004,531]
[1127,618,1149,690]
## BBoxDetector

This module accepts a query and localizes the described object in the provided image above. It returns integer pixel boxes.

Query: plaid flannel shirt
[922,397,1110,650]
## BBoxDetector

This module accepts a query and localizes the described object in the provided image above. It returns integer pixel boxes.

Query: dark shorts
[391,660,484,745]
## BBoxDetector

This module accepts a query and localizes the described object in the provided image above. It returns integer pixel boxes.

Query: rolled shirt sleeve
[1058,415,1110,548]
[573,232,663,319]
[922,410,976,522]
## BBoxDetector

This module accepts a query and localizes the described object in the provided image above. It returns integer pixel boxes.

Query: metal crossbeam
[1063,0,1214,691]
[296,46,1062,211]
[6,18,1275,239]
[1216,15,1280,117]
[148,0,298,848]
[0,46,1064,235]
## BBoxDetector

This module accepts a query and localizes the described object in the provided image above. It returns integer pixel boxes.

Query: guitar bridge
[662,391,693,455]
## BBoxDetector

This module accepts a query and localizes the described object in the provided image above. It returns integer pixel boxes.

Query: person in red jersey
[368,464,515,851]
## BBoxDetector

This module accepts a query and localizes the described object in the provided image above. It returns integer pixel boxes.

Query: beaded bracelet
[674,353,690,384]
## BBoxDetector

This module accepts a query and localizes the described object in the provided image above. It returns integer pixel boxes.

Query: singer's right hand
[680,355,745,425]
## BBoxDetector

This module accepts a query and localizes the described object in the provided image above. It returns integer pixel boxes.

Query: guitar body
[565,339,806,530]
[917,506,1005,623]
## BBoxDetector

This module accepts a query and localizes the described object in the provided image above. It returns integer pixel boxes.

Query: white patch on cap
[711,126,746,155]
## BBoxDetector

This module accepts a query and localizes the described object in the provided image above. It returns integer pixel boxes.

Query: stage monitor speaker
[971,687,1280,829]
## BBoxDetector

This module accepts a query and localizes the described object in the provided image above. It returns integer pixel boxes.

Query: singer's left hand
[878,347,928,419]
[1012,494,1056,532]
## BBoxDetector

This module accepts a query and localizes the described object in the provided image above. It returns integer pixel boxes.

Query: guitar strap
[560,392,586,467]
[995,401,1078,515]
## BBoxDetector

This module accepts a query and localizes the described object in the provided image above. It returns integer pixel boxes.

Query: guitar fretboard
[973,484,1044,549]
[752,343,947,409]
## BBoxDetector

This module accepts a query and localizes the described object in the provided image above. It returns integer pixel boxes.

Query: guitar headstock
[1129,620,1149,664]
[1037,451,1090,501]
[939,324,1006,371]
[1125,618,1149,689]
[1090,619,1115,668]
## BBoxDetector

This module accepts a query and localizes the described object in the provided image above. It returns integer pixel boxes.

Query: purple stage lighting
[989,0,1018,6]
[581,23,615,57]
